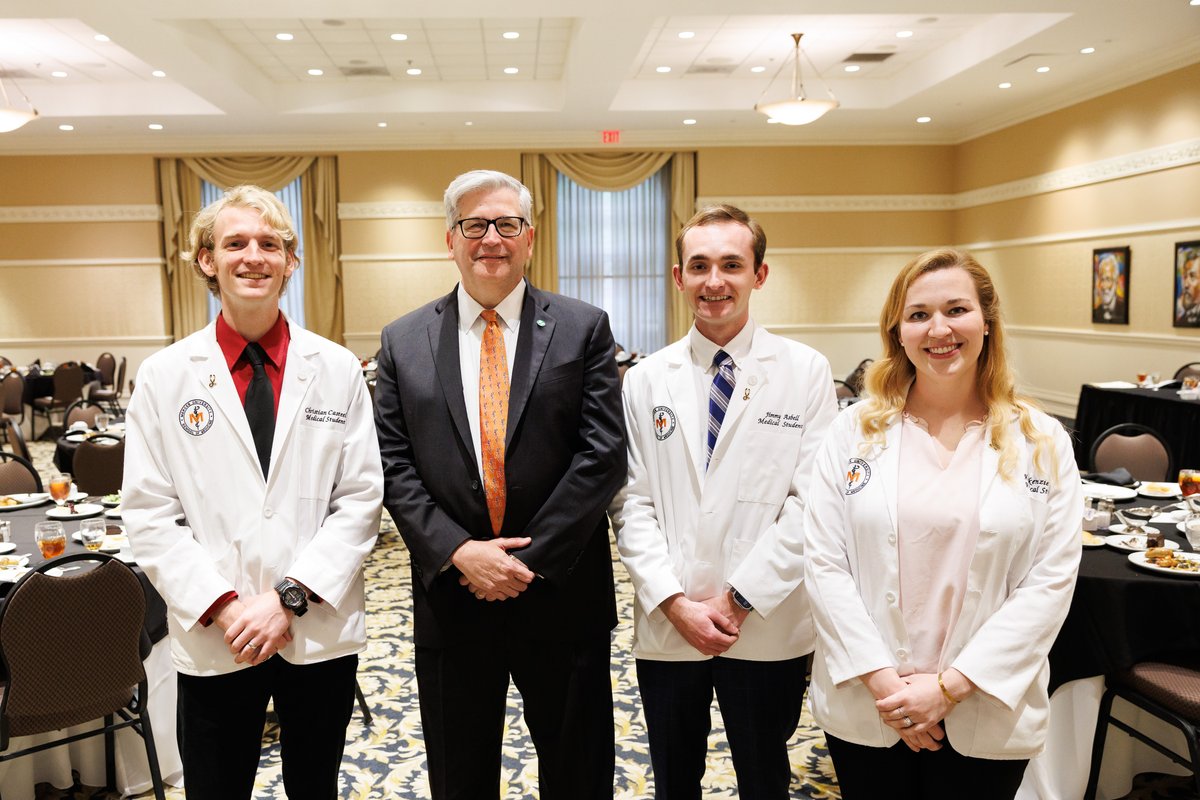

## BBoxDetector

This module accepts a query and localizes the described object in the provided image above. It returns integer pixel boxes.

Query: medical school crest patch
[179,399,215,436]
[844,457,871,495]
[652,405,676,441]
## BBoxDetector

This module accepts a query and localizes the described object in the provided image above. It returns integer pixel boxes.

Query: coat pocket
[736,429,802,504]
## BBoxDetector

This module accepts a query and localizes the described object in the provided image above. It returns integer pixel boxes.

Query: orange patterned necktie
[479,309,509,536]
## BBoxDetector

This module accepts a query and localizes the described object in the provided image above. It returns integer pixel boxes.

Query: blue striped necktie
[706,349,735,470]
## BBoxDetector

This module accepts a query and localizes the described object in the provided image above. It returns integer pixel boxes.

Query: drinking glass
[48,472,72,507]
[1185,513,1200,551]
[95,413,110,432]
[35,521,66,559]
[0,520,10,543]
[79,519,106,552]
[1136,371,1149,386]
[1180,469,1200,498]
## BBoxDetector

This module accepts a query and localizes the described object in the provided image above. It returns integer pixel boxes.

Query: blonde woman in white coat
[803,249,1081,799]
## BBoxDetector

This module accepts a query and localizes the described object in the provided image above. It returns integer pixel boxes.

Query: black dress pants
[177,653,358,800]
[636,654,809,800]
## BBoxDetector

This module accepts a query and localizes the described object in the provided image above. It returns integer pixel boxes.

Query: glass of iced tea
[35,521,67,559]
[48,472,72,508]
[1180,469,1200,498]
[79,519,106,552]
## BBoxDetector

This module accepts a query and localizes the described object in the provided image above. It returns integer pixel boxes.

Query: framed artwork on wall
[1174,240,1200,328]
[1092,246,1130,324]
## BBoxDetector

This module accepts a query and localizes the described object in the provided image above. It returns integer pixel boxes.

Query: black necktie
[242,343,274,478]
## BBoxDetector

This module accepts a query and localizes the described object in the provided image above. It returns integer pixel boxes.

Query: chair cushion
[1119,661,1200,722]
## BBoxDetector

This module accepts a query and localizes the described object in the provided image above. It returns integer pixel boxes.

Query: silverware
[1114,510,1146,533]
[59,566,82,572]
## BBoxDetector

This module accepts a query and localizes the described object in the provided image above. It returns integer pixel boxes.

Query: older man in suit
[373,170,626,799]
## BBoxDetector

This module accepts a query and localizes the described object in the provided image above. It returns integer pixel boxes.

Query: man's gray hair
[443,170,533,230]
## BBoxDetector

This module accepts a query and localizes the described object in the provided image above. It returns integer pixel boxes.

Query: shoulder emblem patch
[652,406,676,441]
[844,457,871,495]
[179,399,215,437]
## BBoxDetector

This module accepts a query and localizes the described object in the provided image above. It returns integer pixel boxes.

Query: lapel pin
[743,388,750,401]
[208,374,217,388]
[536,319,546,327]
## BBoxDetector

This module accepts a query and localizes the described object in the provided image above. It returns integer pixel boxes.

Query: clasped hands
[214,591,294,667]
[660,591,751,657]
[863,668,971,752]
[454,537,535,601]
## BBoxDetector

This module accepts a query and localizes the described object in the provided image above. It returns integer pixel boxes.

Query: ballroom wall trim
[0,205,162,223]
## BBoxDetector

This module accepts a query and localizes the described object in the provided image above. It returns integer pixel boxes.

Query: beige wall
[2,63,1198,418]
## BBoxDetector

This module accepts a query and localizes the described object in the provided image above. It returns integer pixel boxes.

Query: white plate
[0,555,29,569]
[64,432,88,443]
[1105,533,1181,552]
[0,542,14,554]
[1082,483,1138,501]
[1082,531,1107,548]
[46,503,103,519]
[0,566,62,583]
[99,493,122,508]
[1128,550,1200,577]
[104,506,122,518]
[0,492,52,511]
[1139,482,1183,498]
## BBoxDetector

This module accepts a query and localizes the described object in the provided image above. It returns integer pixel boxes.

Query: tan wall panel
[759,211,953,249]
[339,150,522,201]
[0,222,160,260]
[340,219,448,256]
[0,264,167,339]
[343,259,461,342]
[957,62,1200,190]
[758,252,912,327]
[698,145,955,195]
[0,155,157,203]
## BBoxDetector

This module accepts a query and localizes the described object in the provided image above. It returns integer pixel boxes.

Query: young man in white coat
[610,204,837,799]
[123,185,383,799]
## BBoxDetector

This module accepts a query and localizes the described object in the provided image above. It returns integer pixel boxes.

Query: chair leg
[355,678,371,726]
[103,713,117,791]
[137,706,168,800]
[1084,687,1118,800]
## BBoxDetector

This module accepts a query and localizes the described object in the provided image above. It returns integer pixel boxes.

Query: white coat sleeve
[726,354,837,616]
[609,369,686,619]
[803,413,899,685]
[949,424,1083,710]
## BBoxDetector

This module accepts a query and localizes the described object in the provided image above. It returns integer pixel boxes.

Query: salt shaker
[1095,499,1114,530]
[1082,498,1098,532]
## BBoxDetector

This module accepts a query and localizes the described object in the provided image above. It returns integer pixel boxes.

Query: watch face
[282,586,306,607]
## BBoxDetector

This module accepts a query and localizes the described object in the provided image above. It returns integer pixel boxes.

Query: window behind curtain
[556,167,669,354]
[202,178,306,327]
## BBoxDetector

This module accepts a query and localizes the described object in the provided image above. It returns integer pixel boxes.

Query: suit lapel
[430,291,477,467]
[189,330,260,479]
[506,286,553,446]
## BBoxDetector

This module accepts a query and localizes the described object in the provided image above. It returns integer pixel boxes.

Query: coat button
[264,507,274,518]
[896,648,909,660]
[885,592,896,604]
[887,535,897,545]
[471,480,479,491]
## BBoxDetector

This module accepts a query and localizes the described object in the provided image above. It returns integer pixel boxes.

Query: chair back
[64,399,105,429]
[0,356,11,368]
[0,452,42,493]
[0,555,147,743]
[51,362,84,407]
[1175,362,1200,382]
[114,357,127,399]
[844,358,874,396]
[95,353,116,386]
[833,379,856,400]
[1,418,31,463]
[73,435,125,495]
[1,372,23,416]
[1090,423,1174,483]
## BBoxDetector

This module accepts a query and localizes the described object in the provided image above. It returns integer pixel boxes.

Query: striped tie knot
[706,349,735,470]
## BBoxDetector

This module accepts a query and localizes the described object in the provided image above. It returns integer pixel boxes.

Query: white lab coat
[610,322,837,661]
[123,319,383,676]
[803,402,1082,759]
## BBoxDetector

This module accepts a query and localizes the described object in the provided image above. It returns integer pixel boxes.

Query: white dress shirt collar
[456,279,526,334]
[687,319,756,372]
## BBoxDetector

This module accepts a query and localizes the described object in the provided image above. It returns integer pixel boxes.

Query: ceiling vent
[686,64,737,75]
[0,68,39,80]
[339,66,391,78]
[843,53,894,63]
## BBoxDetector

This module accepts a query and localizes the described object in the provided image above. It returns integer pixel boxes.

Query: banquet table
[1073,384,1200,475]
[1019,490,1200,800]
[0,498,181,798]
[53,426,125,475]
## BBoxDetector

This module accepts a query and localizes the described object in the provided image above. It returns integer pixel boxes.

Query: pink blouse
[896,413,986,674]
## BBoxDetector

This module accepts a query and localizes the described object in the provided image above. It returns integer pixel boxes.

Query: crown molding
[338,201,444,220]
[0,257,164,268]
[0,205,162,224]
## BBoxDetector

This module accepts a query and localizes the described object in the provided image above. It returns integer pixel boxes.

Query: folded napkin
[1089,380,1139,389]
[1080,468,1136,487]
[1152,509,1187,524]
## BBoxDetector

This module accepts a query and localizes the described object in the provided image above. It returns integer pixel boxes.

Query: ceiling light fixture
[152,70,166,78]
[307,68,324,76]
[753,33,839,126]
[998,81,1012,89]
[390,33,408,41]
[51,71,68,78]
[276,33,294,41]
[58,124,73,131]
[1036,66,1050,73]
[897,30,913,38]
[656,66,671,73]
[148,123,164,130]
[406,67,422,76]
[683,118,696,125]
[916,116,931,123]
[504,67,519,74]
[750,66,765,73]
[678,31,695,39]
[502,31,520,40]
[94,34,110,42]
[844,65,860,73]
[0,73,39,133]
[1080,47,1095,54]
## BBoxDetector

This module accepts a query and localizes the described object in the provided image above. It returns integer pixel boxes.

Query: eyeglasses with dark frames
[454,217,527,239]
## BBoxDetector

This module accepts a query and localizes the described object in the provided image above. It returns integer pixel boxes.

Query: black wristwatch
[275,578,309,617]
[730,586,754,612]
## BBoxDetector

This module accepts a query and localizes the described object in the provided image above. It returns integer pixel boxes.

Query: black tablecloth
[1073,384,1200,475]
[1048,496,1200,691]
[0,501,167,645]
[20,367,99,407]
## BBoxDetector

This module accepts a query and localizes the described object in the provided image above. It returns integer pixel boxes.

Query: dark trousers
[636,655,809,800]
[415,635,614,800]
[825,732,1029,800]
[177,653,358,800]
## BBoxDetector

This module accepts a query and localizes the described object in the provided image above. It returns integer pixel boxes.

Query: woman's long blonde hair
[857,248,1056,479]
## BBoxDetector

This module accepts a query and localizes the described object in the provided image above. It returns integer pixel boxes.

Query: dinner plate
[1081,483,1138,501]
[105,506,122,518]
[1139,482,1183,498]
[64,432,88,443]
[70,528,127,552]
[0,566,63,583]
[0,555,29,569]
[1128,550,1200,577]
[0,492,52,511]
[0,542,15,554]
[46,503,103,519]
[1081,531,1106,548]
[100,493,122,508]
[1105,533,1180,552]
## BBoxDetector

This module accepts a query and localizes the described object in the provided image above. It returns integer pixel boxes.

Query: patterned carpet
[13,439,1195,799]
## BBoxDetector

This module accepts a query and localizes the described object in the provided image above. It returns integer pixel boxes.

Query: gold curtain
[156,155,342,343]
[521,151,696,344]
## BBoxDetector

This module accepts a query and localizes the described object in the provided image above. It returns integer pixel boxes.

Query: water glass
[49,472,72,507]
[79,519,106,552]
[0,520,10,543]
[95,413,111,432]
[1185,513,1200,551]
[35,521,67,559]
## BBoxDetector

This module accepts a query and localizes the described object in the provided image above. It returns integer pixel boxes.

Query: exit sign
[601,130,620,144]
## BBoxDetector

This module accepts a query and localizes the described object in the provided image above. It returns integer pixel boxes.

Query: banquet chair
[844,358,874,396]
[833,379,856,401]
[95,352,116,388]
[0,553,167,800]
[1,372,24,439]
[73,434,125,496]
[1089,423,1173,483]
[1,418,32,464]
[0,452,42,493]
[31,362,84,440]
[0,356,11,368]
[64,398,106,429]
[91,356,127,415]
[1084,660,1200,799]
[1176,362,1200,382]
